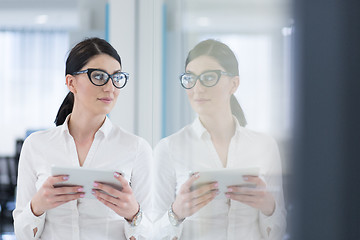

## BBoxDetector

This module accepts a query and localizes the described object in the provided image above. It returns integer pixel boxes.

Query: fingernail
[214,182,219,188]
[63,176,69,180]
[80,194,85,198]
[91,190,96,195]
[243,176,248,181]
[93,182,99,187]
[227,188,233,192]
[194,172,200,178]
[78,188,84,192]
[225,193,230,198]
[114,172,120,178]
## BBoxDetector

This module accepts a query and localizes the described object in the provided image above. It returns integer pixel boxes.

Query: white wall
[108,0,136,134]
[109,0,163,146]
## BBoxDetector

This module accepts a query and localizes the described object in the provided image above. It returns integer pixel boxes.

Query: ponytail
[54,92,74,126]
[230,94,247,127]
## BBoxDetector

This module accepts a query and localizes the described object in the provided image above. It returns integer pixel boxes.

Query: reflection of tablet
[190,167,260,199]
[51,166,123,199]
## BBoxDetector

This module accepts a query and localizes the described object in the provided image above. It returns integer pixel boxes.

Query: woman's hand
[172,173,219,220]
[31,175,84,216]
[226,176,275,216]
[92,172,139,220]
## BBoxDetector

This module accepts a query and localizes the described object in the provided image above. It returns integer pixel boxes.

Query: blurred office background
[1,0,359,239]
[0,0,292,154]
[0,0,293,237]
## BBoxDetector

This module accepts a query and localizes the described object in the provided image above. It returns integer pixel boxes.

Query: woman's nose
[192,80,205,93]
[103,78,115,91]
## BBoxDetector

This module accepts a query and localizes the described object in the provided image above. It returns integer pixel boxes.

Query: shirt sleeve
[152,139,184,239]
[13,136,46,239]
[124,138,153,240]
[258,138,287,240]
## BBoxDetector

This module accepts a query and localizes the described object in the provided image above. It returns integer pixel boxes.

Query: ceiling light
[36,15,49,24]
[197,17,210,27]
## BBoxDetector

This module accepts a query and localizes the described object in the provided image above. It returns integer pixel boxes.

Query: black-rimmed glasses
[72,68,129,89]
[179,70,234,89]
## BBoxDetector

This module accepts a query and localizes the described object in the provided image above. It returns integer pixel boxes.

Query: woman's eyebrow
[95,68,122,74]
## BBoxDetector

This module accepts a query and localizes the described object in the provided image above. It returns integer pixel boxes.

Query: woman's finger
[226,192,252,203]
[48,175,70,186]
[94,189,139,219]
[93,182,121,198]
[54,192,84,202]
[94,190,120,208]
[179,172,200,194]
[96,195,118,211]
[191,190,218,206]
[227,186,263,196]
[190,195,216,214]
[53,186,84,195]
[243,176,265,188]
[190,182,218,199]
[93,189,121,204]
[113,172,132,193]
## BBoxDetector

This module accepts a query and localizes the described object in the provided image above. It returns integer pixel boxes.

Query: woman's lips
[98,97,113,104]
[194,98,210,103]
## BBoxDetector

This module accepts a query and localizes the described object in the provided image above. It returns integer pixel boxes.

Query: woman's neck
[68,110,105,141]
[199,111,236,141]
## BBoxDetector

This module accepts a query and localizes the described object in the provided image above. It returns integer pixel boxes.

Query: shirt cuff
[259,201,283,239]
[124,213,152,239]
[24,201,46,238]
[154,212,183,239]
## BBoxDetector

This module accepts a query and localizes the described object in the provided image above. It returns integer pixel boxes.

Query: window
[0,30,69,155]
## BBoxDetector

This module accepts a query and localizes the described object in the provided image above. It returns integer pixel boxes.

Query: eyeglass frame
[72,68,129,89]
[179,70,235,89]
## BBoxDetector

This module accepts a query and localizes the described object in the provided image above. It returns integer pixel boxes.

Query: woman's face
[185,55,239,117]
[67,54,121,116]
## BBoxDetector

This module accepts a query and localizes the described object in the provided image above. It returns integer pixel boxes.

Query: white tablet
[51,166,124,199]
[190,167,260,199]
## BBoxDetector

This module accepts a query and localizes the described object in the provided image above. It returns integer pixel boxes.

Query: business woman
[13,37,152,240]
[153,39,286,239]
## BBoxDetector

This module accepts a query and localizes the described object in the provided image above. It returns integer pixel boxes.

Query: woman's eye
[93,73,107,81]
[113,74,124,82]
[184,75,194,81]
[203,74,216,81]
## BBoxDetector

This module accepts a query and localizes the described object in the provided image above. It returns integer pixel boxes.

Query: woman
[13,37,152,240]
[153,39,286,239]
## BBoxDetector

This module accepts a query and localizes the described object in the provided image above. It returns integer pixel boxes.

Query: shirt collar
[191,115,242,139]
[98,115,113,137]
[60,114,113,138]
[191,117,208,139]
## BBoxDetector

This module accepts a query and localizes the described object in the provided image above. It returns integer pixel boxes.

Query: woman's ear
[66,74,77,94]
[230,76,240,95]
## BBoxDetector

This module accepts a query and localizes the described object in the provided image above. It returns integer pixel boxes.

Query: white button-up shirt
[153,117,286,240]
[13,115,153,240]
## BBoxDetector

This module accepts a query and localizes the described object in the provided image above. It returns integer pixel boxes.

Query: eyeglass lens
[181,71,219,89]
[90,70,127,88]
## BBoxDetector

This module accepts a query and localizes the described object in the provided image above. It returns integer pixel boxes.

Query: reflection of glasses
[72,68,129,89]
[180,70,234,89]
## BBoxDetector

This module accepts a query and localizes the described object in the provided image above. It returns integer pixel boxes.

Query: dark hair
[185,39,247,127]
[54,37,122,126]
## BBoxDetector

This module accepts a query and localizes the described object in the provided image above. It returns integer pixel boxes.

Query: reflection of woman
[154,39,286,239]
[13,38,152,240]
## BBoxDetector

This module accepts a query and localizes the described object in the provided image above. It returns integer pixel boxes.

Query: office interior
[1,0,359,239]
